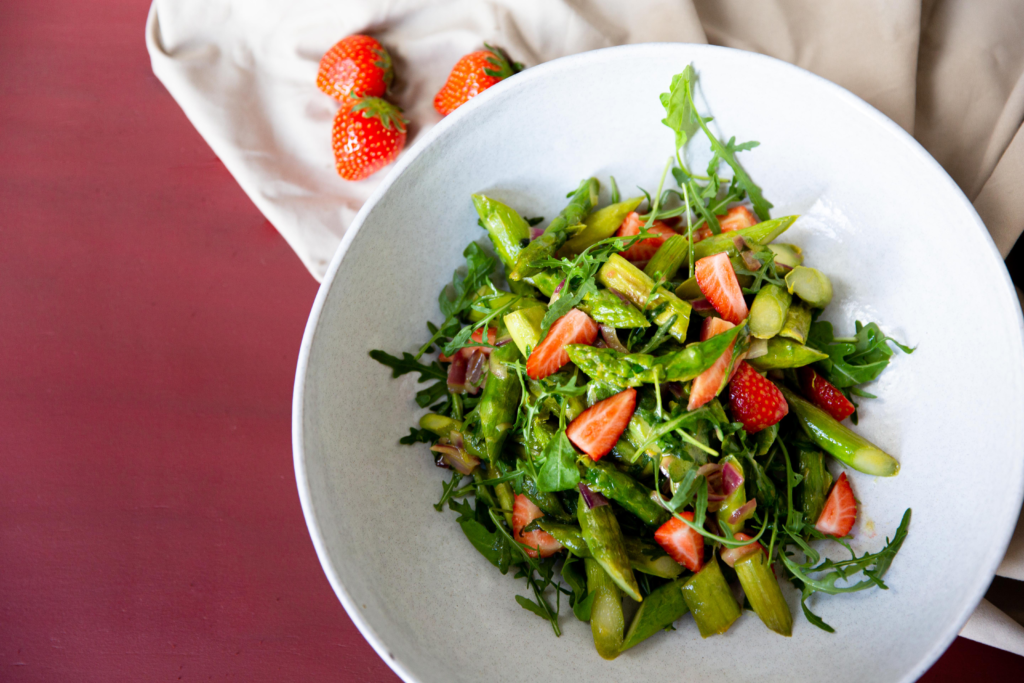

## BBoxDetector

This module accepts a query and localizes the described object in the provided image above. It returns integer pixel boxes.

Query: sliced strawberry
[687,317,737,411]
[566,388,637,460]
[815,472,856,537]
[438,327,496,363]
[654,512,705,572]
[526,308,598,380]
[717,206,758,232]
[719,532,765,568]
[798,366,855,421]
[615,211,677,263]
[512,494,563,558]
[728,362,788,433]
[695,252,748,324]
[692,226,714,243]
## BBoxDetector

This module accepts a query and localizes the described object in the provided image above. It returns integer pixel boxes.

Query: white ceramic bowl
[293,44,1024,683]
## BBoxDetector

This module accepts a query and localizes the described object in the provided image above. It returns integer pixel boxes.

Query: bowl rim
[292,42,1024,683]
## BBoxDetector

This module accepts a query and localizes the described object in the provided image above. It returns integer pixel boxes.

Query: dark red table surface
[1,1,1021,680]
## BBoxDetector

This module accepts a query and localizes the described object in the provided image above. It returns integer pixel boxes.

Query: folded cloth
[146,0,1024,655]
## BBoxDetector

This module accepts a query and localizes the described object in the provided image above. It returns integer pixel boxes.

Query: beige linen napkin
[146,0,1024,656]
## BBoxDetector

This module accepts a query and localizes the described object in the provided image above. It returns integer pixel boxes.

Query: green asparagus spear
[468,288,542,323]
[767,243,803,270]
[620,578,689,652]
[564,346,663,387]
[533,522,683,578]
[796,448,833,523]
[487,461,516,527]
[478,341,523,462]
[749,284,792,339]
[528,269,649,329]
[681,556,742,638]
[535,521,591,556]
[578,494,642,601]
[564,322,746,387]
[510,178,599,281]
[780,387,900,476]
[785,266,833,308]
[734,551,793,636]
[598,254,691,342]
[577,289,650,329]
[472,194,530,271]
[504,305,546,356]
[778,302,812,344]
[585,558,625,660]
[747,337,828,371]
[623,537,685,579]
[692,215,797,260]
[580,460,670,527]
[717,455,749,535]
[644,234,690,281]
[560,197,643,257]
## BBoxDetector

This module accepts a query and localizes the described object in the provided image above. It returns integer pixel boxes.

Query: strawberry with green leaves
[434,44,522,116]
[317,34,393,101]
[332,97,407,181]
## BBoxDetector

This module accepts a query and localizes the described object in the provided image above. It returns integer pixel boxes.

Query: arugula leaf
[666,468,700,512]
[535,430,581,492]
[806,321,914,389]
[560,554,595,621]
[434,471,465,512]
[400,427,434,445]
[660,65,702,165]
[516,594,552,620]
[369,350,446,381]
[672,68,772,221]
[449,498,512,572]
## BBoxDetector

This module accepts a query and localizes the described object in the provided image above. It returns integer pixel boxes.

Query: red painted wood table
[0,1,1020,680]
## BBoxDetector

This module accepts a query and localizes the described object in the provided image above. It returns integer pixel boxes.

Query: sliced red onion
[578,483,609,509]
[690,298,715,312]
[746,338,768,360]
[465,349,487,393]
[722,461,745,495]
[665,382,685,399]
[552,278,566,298]
[706,492,728,502]
[697,463,722,478]
[434,454,451,469]
[448,431,464,450]
[599,325,629,353]
[430,444,480,475]
[530,226,545,240]
[728,499,757,525]
[732,236,746,252]
[741,250,762,271]
[720,535,762,568]
[495,336,513,347]
[447,353,468,394]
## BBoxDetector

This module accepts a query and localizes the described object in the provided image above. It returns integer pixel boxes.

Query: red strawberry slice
[717,206,758,232]
[798,367,855,421]
[654,512,705,572]
[687,317,737,411]
[526,308,598,380]
[566,388,637,461]
[512,494,563,558]
[615,212,678,263]
[695,252,748,324]
[728,362,788,433]
[814,472,856,537]
[719,532,765,568]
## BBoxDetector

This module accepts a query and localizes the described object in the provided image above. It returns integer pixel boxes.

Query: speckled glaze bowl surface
[293,44,1024,683]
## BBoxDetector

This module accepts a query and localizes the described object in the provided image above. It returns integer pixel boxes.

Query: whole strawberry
[317,34,393,101]
[332,97,407,181]
[434,44,522,116]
